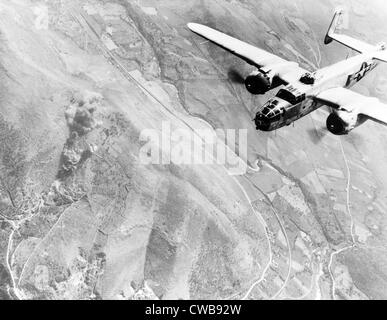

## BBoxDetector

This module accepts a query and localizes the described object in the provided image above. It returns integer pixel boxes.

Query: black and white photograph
[1,0,387,307]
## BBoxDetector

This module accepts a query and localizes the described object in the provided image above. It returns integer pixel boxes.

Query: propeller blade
[228,68,245,84]
[307,127,327,145]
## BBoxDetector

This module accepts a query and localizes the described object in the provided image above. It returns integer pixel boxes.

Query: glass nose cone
[254,112,271,131]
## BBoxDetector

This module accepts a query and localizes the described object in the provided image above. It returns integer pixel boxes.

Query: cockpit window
[261,107,269,115]
[276,87,305,105]
[261,100,281,120]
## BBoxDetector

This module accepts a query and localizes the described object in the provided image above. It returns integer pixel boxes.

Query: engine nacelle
[245,70,279,95]
[326,110,365,135]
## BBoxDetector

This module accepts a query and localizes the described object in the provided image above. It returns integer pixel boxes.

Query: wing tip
[187,22,201,32]
[335,6,345,15]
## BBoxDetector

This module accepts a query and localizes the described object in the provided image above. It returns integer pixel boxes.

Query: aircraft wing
[187,23,309,84]
[315,87,387,125]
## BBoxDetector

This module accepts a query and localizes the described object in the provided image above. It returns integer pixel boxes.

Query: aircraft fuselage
[255,53,379,131]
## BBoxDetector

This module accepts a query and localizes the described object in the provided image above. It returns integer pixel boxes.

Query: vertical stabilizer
[324,7,346,45]
[323,7,376,53]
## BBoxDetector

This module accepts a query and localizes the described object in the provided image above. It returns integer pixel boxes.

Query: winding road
[327,137,356,300]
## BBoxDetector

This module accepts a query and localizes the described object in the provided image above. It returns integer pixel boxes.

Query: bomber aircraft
[188,8,387,135]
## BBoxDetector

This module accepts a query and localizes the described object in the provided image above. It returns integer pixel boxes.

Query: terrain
[0,0,387,299]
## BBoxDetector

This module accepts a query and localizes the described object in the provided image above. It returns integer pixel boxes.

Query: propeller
[307,106,332,145]
[227,68,245,84]
[307,126,328,145]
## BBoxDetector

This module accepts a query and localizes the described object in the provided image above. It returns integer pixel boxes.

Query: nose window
[261,100,282,119]
[262,107,270,115]
[271,109,281,121]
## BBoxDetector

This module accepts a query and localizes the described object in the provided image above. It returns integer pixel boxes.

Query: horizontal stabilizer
[325,7,376,53]
[327,33,376,53]
[372,50,387,63]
